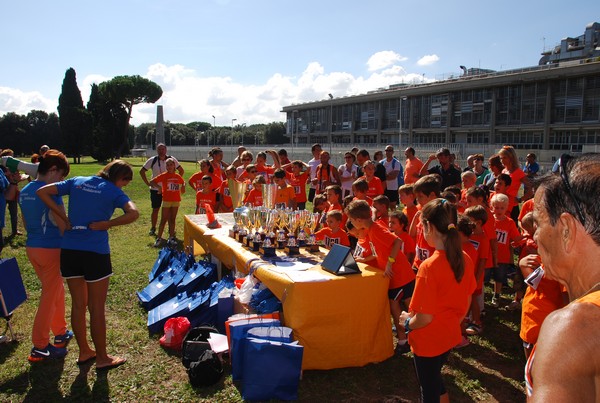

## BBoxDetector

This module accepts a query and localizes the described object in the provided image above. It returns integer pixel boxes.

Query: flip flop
[96,357,127,371]
[76,356,96,366]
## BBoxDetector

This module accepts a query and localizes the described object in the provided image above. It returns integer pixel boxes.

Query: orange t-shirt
[243,188,263,206]
[403,205,418,231]
[152,172,184,202]
[255,164,275,183]
[404,157,424,184]
[520,271,566,345]
[408,250,476,357]
[217,181,233,212]
[195,191,220,214]
[414,219,436,270]
[366,221,415,289]
[189,172,222,192]
[519,198,534,222]
[494,216,521,264]
[397,231,416,258]
[285,171,309,203]
[504,168,526,211]
[314,227,350,249]
[360,176,384,199]
[468,232,490,292]
[274,184,296,208]
[352,195,373,206]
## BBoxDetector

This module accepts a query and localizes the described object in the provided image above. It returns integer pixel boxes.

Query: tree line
[0,68,289,162]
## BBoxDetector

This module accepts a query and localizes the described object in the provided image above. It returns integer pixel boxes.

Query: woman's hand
[89,221,111,231]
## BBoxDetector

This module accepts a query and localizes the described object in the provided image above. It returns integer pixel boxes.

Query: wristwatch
[404,317,412,334]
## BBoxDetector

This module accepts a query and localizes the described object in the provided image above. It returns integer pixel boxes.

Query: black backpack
[182,325,218,369]
[187,350,223,387]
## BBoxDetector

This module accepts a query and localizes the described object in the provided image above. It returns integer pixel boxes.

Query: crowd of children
[146,143,562,401]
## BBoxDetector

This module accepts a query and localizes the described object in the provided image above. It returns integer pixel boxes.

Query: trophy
[229,179,248,209]
[305,212,321,253]
[262,184,279,209]
[259,209,276,257]
[284,211,300,255]
[276,210,288,249]
[231,206,247,239]
[238,211,249,243]
[244,208,258,248]
[249,208,263,252]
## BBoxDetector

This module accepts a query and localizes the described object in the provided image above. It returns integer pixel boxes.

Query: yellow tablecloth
[183,214,394,370]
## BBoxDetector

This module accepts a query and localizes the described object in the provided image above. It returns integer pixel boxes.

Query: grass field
[0,157,526,402]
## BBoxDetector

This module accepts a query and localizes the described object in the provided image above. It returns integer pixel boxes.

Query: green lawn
[0,157,526,402]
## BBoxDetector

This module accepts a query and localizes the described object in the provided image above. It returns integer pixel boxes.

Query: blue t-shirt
[19,181,63,248]
[55,176,130,254]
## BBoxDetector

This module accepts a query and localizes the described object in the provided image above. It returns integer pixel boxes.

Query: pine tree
[57,68,91,163]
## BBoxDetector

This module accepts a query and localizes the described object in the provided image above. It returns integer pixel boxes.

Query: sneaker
[394,341,411,355]
[167,237,178,247]
[465,323,483,336]
[455,336,470,349]
[153,238,164,248]
[149,228,156,236]
[53,330,74,348]
[491,294,500,308]
[507,300,522,311]
[28,344,68,362]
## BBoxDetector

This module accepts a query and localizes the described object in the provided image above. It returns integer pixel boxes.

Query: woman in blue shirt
[20,150,72,361]
[37,160,139,370]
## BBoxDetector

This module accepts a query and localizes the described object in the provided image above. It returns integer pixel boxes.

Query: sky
[0,1,597,126]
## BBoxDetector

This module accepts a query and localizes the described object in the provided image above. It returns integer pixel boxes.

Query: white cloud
[367,51,407,72]
[0,52,427,126]
[417,54,440,66]
[0,87,56,115]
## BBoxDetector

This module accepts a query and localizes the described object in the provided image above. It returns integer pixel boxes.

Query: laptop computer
[320,244,361,275]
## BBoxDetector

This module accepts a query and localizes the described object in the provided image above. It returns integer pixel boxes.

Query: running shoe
[465,323,483,336]
[153,238,164,248]
[28,344,68,362]
[149,228,156,236]
[167,237,178,247]
[53,330,74,348]
[491,294,500,308]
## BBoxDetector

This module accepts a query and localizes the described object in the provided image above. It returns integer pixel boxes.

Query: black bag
[187,350,223,387]
[182,325,218,369]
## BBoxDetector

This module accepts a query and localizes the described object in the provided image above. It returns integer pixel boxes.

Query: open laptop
[320,244,361,275]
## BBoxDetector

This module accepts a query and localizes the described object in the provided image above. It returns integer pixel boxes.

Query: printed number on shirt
[168,183,180,191]
[496,229,508,244]
[417,247,430,262]
[354,244,365,259]
[294,185,301,194]
[369,241,378,257]
[325,237,340,248]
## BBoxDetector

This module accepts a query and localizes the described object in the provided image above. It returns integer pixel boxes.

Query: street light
[328,93,333,154]
[240,123,246,146]
[399,96,407,150]
[211,115,216,146]
[292,109,298,158]
[231,118,237,162]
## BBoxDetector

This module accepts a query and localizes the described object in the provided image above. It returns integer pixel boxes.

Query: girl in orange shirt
[399,198,475,403]
[389,210,416,265]
[188,159,222,192]
[150,158,185,247]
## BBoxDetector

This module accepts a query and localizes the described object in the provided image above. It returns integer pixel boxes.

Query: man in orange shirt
[404,147,423,184]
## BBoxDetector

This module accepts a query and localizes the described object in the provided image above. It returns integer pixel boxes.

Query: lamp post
[292,109,298,158]
[231,118,237,162]
[328,93,333,154]
[211,115,215,146]
[240,123,246,146]
[399,96,407,150]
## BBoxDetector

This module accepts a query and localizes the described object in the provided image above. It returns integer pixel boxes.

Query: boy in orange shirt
[464,205,490,334]
[314,210,350,249]
[272,169,297,209]
[195,175,221,214]
[243,176,266,207]
[217,165,237,213]
[372,195,390,227]
[398,184,418,230]
[346,200,416,352]
[410,174,440,270]
[283,160,310,210]
[389,210,416,265]
[351,178,373,206]
[490,193,523,308]
[150,158,185,247]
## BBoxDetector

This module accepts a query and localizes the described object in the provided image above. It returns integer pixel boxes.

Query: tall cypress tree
[57,67,91,163]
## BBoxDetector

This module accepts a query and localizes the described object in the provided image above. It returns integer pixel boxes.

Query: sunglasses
[559,154,586,226]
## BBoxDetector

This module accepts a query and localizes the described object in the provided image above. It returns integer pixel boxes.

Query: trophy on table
[284,211,301,255]
[305,212,321,253]
[244,208,258,248]
[259,209,276,257]
[262,184,278,210]
[229,179,248,239]
[249,208,263,252]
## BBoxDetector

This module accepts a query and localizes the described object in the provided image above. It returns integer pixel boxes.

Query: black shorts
[61,249,113,282]
[150,189,163,209]
[388,279,416,301]
[385,189,400,204]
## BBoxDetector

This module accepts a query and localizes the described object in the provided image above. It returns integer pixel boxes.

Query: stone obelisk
[155,105,165,147]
